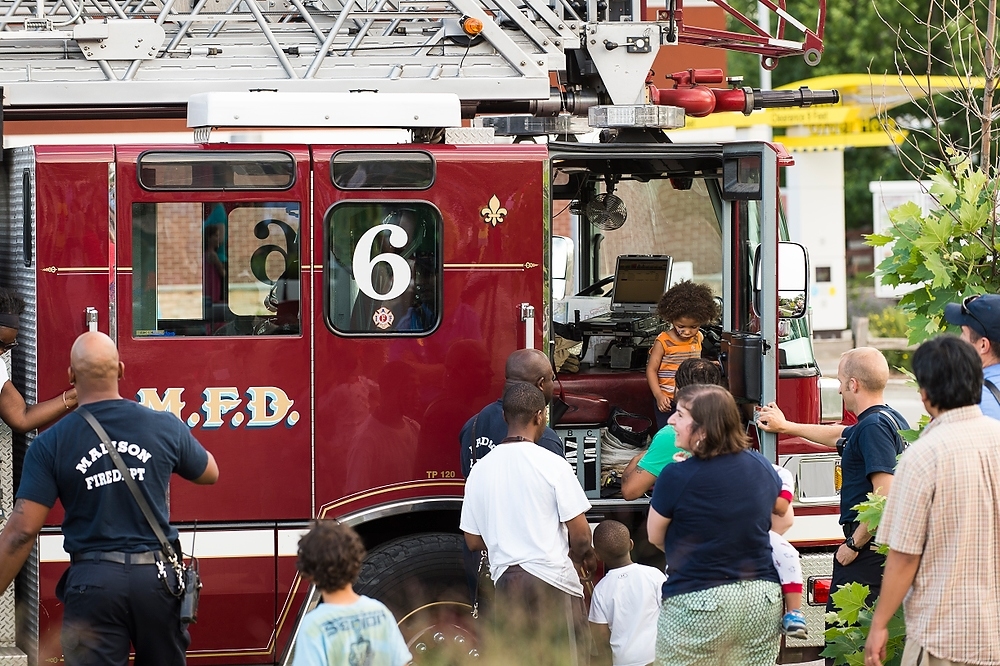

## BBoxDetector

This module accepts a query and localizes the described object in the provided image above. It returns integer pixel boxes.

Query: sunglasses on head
[961,294,989,334]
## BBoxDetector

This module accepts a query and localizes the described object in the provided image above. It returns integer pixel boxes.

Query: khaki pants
[902,637,978,666]
[493,565,590,666]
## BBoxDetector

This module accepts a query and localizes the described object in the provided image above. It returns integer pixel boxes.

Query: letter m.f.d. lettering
[136,388,185,420]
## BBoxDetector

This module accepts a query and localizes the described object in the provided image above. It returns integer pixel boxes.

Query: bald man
[459,348,564,478]
[756,347,907,662]
[0,332,218,666]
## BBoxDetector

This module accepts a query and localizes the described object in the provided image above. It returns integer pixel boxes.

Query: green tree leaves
[854,493,887,535]
[867,157,1000,343]
[823,589,906,666]
[821,492,906,664]
[831,582,872,625]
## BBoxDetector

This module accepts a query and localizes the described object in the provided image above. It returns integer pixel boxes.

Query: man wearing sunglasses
[944,294,1000,421]
[0,287,77,432]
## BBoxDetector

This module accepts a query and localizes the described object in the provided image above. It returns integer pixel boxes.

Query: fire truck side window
[331,152,434,190]
[137,152,295,190]
[132,202,301,337]
[325,202,441,335]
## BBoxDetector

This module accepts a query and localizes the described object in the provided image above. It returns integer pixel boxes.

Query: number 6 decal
[353,224,411,301]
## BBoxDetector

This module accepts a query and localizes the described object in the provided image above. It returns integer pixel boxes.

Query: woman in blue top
[647,384,783,666]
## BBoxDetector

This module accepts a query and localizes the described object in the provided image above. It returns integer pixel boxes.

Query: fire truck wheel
[355,533,478,661]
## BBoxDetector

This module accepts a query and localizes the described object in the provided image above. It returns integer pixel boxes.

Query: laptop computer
[580,255,673,335]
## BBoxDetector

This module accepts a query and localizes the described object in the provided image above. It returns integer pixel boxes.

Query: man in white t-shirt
[460,381,595,665]
[589,520,665,666]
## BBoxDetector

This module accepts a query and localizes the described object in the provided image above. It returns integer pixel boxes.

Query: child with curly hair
[645,280,719,428]
[293,521,412,666]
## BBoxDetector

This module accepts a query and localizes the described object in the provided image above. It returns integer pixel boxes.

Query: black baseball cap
[944,294,1000,339]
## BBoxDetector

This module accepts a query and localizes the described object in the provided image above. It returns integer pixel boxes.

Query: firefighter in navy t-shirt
[458,348,564,477]
[0,332,219,666]
[756,347,907,663]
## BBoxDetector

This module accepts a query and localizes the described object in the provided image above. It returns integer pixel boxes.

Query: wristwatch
[845,535,867,552]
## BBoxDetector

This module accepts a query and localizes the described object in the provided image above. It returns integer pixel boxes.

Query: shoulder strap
[469,414,481,466]
[984,379,1000,407]
[76,407,180,563]
[876,408,902,432]
[872,407,910,451]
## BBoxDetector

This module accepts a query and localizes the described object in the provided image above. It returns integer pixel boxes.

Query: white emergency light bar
[188,92,463,141]
[588,105,686,130]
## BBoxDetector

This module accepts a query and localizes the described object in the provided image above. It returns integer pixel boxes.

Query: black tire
[356,533,478,662]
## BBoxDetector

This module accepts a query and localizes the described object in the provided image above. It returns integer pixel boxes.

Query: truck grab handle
[750,87,840,110]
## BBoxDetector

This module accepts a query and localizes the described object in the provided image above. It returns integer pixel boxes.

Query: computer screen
[612,256,673,311]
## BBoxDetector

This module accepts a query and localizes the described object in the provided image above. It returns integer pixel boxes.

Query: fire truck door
[114,146,313,520]
[110,146,312,660]
[310,145,548,507]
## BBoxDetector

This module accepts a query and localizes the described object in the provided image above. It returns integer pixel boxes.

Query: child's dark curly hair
[296,520,366,593]
[656,281,719,324]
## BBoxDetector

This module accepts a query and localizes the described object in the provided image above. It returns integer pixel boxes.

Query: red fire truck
[0,0,843,662]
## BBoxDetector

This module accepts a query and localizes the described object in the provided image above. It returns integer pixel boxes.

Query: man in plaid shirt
[865,335,1000,666]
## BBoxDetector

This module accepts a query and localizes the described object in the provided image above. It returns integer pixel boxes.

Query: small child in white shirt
[772,464,807,639]
[588,520,666,666]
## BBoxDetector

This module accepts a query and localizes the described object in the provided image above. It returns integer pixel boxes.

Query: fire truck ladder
[0,0,827,118]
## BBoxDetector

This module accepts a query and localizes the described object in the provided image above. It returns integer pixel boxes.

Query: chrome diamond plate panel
[788,551,834,649]
[0,148,37,666]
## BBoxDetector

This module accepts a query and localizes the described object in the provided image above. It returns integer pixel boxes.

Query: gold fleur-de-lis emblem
[481,195,508,227]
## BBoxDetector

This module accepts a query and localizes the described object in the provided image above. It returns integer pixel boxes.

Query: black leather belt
[71,550,161,565]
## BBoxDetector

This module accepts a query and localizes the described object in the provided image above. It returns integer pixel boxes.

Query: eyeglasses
[962,295,988,334]
[0,340,17,352]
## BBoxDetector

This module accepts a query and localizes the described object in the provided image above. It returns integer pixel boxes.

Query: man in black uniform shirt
[0,331,219,666]
[459,348,563,477]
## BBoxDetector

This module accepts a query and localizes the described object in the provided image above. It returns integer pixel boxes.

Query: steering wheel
[575,275,615,297]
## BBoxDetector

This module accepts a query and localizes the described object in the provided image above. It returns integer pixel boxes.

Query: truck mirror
[777,242,808,318]
[552,235,574,300]
[753,241,809,319]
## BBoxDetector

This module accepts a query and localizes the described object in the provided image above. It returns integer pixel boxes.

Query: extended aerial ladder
[0,0,832,121]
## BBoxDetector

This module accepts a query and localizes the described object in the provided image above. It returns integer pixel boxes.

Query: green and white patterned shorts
[655,579,782,666]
